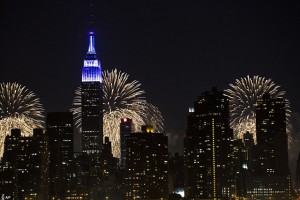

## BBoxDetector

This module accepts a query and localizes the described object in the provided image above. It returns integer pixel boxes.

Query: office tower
[125,126,169,200]
[81,27,103,155]
[184,87,234,199]
[0,128,48,199]
[46,112,74,199]
[120,118,132,168]
[246,93,291,199]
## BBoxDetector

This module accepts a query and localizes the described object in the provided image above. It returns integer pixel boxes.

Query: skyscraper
[246,93,291,199]
[46,112,74,199]
[184,87,234,199]
[80,25,103,197]
[255,93,289,175]
[125,126,169,200]
[81,26,103,155]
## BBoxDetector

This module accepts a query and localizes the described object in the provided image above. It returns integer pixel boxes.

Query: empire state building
[81,28,103,156]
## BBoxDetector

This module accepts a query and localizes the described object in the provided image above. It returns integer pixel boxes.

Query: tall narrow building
[80,26,103,197]
[120,118,132,168]
[184,87,234,199]
[81,27,103,155]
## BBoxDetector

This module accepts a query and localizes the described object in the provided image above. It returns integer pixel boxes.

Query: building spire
[82,0,102,83]
[87,23,96,55]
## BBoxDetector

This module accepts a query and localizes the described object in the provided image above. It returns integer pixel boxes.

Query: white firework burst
[71,69,164,157]
[0,82,45,157]
[225,75,291,143]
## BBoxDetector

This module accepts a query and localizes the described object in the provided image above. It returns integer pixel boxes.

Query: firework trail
[225,75,291,143]
[0,82,45,157]
[71,69,164,157]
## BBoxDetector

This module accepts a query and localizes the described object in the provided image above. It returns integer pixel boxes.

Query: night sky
[1,0,300,178]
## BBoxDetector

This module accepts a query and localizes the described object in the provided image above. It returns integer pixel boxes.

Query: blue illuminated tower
[81,27,103,155]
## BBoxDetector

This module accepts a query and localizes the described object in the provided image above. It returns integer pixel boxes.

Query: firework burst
[0,82,45,157]
[225,75,291,143]
[71,69,164,158]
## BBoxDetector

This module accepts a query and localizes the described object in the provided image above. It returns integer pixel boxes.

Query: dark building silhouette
[46,112,74,199]
[246,93,292,199]
[169,152,184,197]
[296,151,300,192]
[0,128,48,199]
[100,137,118,181]
[243,131,254,149]
[125,126,169,200]
[232,139,248,198]
[184,87,234,199]
[120,118,132,168]
[98,137,120,199]
[243,132,254,171]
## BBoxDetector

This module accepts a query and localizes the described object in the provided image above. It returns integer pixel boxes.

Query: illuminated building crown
[82,29,102,82]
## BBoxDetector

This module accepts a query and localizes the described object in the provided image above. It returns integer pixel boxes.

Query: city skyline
[1,0,300,180]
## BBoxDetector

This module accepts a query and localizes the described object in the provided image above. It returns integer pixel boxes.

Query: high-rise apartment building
[184,87,234,199]
[125,126,169,200]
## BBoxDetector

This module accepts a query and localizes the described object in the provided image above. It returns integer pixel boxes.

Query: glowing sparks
[71,69,164,158]
[225,75,291,143]
[0,82,45,157]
